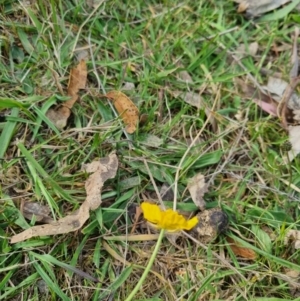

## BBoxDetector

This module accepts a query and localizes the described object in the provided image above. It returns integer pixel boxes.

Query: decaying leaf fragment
[287,125,300,161]
[235,78,278,116]
[263,76,300,111]
[172,90,204,110]
[226,237,257,260]
[10,153,118,243]
[22,201,53,223]
[236,30,300,136]
[235,42,259,58]
[187,173,208,211]
[235,74,300,161]
[284,229,300,249]
[46,59,87,129]
[172,90,216,129]
[106,91,139,134]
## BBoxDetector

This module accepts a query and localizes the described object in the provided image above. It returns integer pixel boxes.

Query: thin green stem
[124,229,165,301]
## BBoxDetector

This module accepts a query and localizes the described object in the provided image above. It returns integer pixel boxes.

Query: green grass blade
[17,142,73,202]
[30,252,99,282]
[98,265,134,300]
[0,107,19,159]
[30,260,69,300]
[259,0,300,21]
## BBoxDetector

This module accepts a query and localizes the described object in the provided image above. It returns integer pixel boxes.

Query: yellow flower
[140,202,198,231]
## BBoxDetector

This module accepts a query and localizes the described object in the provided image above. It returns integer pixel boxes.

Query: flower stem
[124,229,165,301]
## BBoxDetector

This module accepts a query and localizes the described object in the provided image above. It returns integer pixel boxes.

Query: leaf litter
[171,68,218,131]
[236,27,300,162]
[46,59,87,129]
[10,153,118,243]
[234,0,293,17]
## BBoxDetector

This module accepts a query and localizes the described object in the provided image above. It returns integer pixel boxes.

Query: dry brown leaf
[187,173,208,211]
[226,237,257,260]
[10,153,118,243]
[65,59,87,108]
[106,91,139,134]
[46,59,87,129]
[284,268,300,297]
[285,269,300,278]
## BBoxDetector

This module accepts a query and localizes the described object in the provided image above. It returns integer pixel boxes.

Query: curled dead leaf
[82,154,119,210]
[106,91,139,134]
[10,153,118,243]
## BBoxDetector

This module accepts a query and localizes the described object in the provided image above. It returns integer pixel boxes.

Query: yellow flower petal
[160,209,185,230]
[140,202,198,231]
[141,202,162,224]
[185,216,199,230]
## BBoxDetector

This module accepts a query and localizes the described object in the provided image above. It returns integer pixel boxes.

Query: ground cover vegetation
[0,0,300,300]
